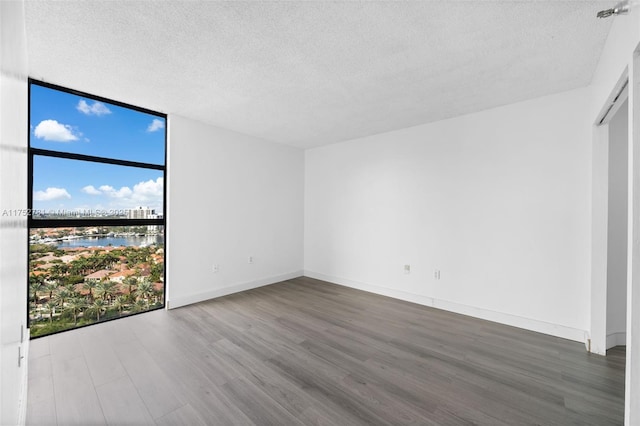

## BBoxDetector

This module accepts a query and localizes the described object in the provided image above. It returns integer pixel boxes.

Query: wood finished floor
[27,276,626,425]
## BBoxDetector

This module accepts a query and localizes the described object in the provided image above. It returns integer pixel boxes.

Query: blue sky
[30,84,165,214]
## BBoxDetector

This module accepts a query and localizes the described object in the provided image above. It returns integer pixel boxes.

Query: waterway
[55,235,164,248]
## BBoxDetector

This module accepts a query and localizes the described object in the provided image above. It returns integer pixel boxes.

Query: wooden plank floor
[27,276,626,425]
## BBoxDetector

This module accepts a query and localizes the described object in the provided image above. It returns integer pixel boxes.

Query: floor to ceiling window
[27,80,166,337]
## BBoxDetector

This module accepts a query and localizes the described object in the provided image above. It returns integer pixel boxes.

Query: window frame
[27,78,168,336]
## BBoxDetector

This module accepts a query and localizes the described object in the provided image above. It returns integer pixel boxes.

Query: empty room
[1,0,639,425]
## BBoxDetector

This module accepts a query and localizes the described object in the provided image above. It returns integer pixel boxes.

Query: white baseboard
[304,270,588,344]
[606,331,627,349]
[167,270,303,309]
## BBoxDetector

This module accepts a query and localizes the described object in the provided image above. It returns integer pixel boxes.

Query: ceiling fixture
[597,0,631,18]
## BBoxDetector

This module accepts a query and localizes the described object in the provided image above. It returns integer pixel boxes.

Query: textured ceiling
[25,1,613,149]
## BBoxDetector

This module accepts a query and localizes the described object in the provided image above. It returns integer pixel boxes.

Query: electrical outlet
[404,264,411,274]
[212,264,219,273]
[434,270,440,280]
[248,256,254,264]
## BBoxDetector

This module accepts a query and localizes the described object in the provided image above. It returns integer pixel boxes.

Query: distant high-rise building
[127,206,155,219]
[128,207,162,233]
[147,213,163,233]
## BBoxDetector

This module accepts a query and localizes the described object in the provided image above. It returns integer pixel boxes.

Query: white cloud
[82,185,101,195]
[77,100,111,116]
[147,118,165,132]
[132,177,163,202]
[34,120,79,142]
[34,187,71,201]
[86,177,163,212]
[99,185,133,199]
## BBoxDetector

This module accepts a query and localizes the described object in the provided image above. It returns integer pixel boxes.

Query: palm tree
[131,298,148,313]
[123,276,138,299]
[126,250,144,267]
[42,301,57,324]
[50,262,69,277]
[65,297,86,325]
[96,280,117,304]
[53,287,72,308]
[112,295,128,316]
[83,280,97,303]
[29,276,44,304]
[48,264,66,285]
[136,280,153,303]
[64,283,80,297]
[97,252,118,270]
[44,282,59,301]
[88,299,107,321]
[87,253,102,272]
[70,257,90,275]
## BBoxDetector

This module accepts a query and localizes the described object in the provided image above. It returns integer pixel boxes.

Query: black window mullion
[31,148,164,171]
[28,218,165,229]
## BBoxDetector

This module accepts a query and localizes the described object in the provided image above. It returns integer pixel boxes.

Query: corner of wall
[169,270,303,309]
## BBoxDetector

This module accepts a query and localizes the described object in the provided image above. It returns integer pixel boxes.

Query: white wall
[305,87,593,342]
[0,1,29,424]
[607,99,628,349]
[167,115,304,308]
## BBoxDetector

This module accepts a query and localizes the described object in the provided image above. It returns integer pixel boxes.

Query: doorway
[607,98,629,349]
[591,71,629,356]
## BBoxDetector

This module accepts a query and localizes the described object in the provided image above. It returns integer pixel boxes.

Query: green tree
[29,244,51,254]
[88,299,107,321]
[123,276,138,299]
[150,262,163,282]
[70,257,90,275]
[44,282,59,300]
[65,297,86,325]
[87,254,102,272]
[112,295,128,316]
[83,281,97,303]
[42,301,57,324]
[98,252,119,270]
[131,299,148,313]
[29,275,44,304]
[96,280,117,303]
[50,262,69,277]
[54,286,72,308]
[136,280,153,303]
[63,275,85,286]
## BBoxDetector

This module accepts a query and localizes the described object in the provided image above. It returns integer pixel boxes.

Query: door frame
[590,70,629,356]
[624,42,640,426]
